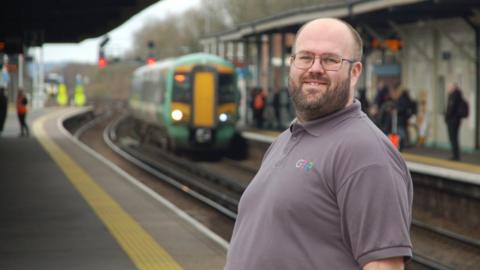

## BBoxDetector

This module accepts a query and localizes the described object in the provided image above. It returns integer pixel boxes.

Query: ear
[350,62,363,88]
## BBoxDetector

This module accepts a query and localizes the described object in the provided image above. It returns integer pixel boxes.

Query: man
[445,82,465,160]
[224,18,413,270]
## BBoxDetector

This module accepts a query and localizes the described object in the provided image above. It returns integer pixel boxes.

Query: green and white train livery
[129,53,239,152]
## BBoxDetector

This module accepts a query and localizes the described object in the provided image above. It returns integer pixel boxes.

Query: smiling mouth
[302,76,329,85]
[303,80,329,87]
[304,81,327,86]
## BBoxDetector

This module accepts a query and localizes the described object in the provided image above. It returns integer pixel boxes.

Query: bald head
[448,82,459,93]
[293,18,363,60]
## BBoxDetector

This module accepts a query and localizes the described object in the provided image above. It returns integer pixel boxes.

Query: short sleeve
[336,164,412,267]
[261,138,277,163]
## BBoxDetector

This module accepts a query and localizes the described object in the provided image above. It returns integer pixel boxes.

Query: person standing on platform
[377,93,395,135]
[372,81,389,123]
[394,86,416,151]
[252,87,266,128]
[445,82,467,161]
[225,18,413,270]
[0,87,7,136]
[357,87,370,116]
[16,89,29,137]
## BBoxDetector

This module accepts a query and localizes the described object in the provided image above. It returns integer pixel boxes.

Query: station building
[200,0,480,152]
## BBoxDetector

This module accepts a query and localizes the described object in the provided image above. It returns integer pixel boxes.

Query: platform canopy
[0,0,159,53]
[201,0,480,42]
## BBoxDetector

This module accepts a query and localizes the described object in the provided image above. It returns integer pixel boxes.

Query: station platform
[0,107,227,270]
[242,127,480,179]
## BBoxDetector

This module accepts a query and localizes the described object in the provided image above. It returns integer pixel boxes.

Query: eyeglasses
[291,52,357,71]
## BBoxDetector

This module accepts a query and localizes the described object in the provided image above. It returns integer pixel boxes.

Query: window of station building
[172,72,191,102]
[218,73,236,103]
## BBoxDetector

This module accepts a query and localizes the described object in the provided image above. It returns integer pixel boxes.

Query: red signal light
[98,57,107,68]
[147,57,155,65]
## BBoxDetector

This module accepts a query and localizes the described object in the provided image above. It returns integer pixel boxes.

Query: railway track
[70,108,479,270]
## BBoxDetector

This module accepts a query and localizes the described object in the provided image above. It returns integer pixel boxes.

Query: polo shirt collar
[289,100,362,137]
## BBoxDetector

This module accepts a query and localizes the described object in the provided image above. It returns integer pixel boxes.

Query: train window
[158,69,168,103]
[155,73,163,103]
[131,76,142,99]
[142,80,154,102]
[218,73,236,102]
[173,72,191,102]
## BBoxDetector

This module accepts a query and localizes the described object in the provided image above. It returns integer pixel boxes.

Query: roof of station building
[0,0,159,53]
[201,0,480,42]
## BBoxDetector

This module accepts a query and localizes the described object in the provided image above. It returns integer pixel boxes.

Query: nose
[309,56,325,73]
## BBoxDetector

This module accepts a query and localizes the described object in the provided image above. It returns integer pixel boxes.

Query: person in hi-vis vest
[16,89,29,137]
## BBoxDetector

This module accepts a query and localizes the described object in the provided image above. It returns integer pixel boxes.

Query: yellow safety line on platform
[7,103,16,113]
[256,129,281,137]
[32,112,183,270]
[403,153,480,174]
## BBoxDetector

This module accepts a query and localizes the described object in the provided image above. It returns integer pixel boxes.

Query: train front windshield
[218,73,236,103]
[173,72,236,103]
[173,73,192,102]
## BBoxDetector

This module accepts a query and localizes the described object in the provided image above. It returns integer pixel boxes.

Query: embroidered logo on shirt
[295,159,314,172]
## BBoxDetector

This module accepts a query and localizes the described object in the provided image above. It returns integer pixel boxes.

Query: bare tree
[126,0,338,60]
[221,0,336,25]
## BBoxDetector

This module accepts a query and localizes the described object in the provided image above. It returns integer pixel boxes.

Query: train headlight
[219,113,229,122]
[171,109,183,121]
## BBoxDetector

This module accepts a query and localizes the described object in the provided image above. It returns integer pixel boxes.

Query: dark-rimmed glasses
[291,52,357,71]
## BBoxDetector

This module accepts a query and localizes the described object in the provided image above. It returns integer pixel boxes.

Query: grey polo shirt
[225,101,413,270]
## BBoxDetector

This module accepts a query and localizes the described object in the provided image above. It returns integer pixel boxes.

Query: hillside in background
[50,62,139,103]
[87,63,139,101]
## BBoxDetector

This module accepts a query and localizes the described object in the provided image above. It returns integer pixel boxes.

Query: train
[128,53,240,153]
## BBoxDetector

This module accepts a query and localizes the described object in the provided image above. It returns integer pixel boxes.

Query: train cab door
[192,66,217,128]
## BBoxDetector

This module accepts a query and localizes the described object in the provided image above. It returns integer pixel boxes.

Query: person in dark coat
[445,83,464,160]
[0,87,7,136]
[357,87,370,116]
[372,81,389,125]
[378,96,395,135]
[395,87,416,151]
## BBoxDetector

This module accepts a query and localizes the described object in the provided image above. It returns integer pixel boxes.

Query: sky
[39,0,200,64]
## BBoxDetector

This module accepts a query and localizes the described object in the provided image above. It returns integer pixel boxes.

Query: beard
[288,72,351,121]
